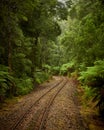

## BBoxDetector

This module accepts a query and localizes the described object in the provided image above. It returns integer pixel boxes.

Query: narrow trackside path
[0,77,88,130]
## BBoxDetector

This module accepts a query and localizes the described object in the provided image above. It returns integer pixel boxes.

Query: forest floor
[0,76,104,130]
[77,85,104,130]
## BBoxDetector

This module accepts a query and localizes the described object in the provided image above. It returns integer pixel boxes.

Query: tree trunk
[8,38,12,73]
[8,35,16,96]
[34,36,38,45]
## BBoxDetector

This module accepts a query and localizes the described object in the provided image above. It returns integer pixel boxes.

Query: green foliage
[82,85,96,100]
[0,65,14,99]
[59,0,104,69]
[60,62,74,75]
[79,60,104,85]
[34,71,50,84]
[51,66,60,75]
[79,60,104,115]
[15,78,33,95]
[58,0,104,115]
[42,64,52,74]
[13,52,32,77]
[0,0,70,100]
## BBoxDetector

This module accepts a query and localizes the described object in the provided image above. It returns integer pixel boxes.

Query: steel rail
[11,78,64,130]
[38,80,68,130]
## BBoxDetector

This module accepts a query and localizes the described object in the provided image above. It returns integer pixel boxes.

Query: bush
[82,85,96,100]
[15,78,33,95]
[34,71,50,84]
[51,66,60,75]
[79,60,104,85]
[78,60,104,116]
[60,62,75,75]
[0,65,15,101]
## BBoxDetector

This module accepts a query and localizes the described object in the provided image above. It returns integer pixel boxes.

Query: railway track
[11,78,66,130]
[38,79,68,130]
[0,77,88,130]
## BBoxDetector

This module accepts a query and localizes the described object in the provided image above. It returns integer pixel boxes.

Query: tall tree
[0,0,70,100]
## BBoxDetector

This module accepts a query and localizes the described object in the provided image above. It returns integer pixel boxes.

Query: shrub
[78,60,104,116]
[15,77,33,95]
[82,85,96,100]
[34,71,50,84]
[0,65,15,101]
[79,60,104,85]
[60,62,75,75]
[51,66,60,75]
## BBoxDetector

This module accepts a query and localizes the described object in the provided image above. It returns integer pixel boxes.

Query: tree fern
[0,65,15,101]
[79,60,104,84]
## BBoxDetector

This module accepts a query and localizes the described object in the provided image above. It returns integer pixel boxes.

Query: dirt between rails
[0,76,88,130]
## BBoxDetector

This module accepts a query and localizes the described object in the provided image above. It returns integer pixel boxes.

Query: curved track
[11,78,65,130]
[38,80,68,130]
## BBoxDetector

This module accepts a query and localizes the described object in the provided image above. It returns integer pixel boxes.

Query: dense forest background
[0,0,104,114]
